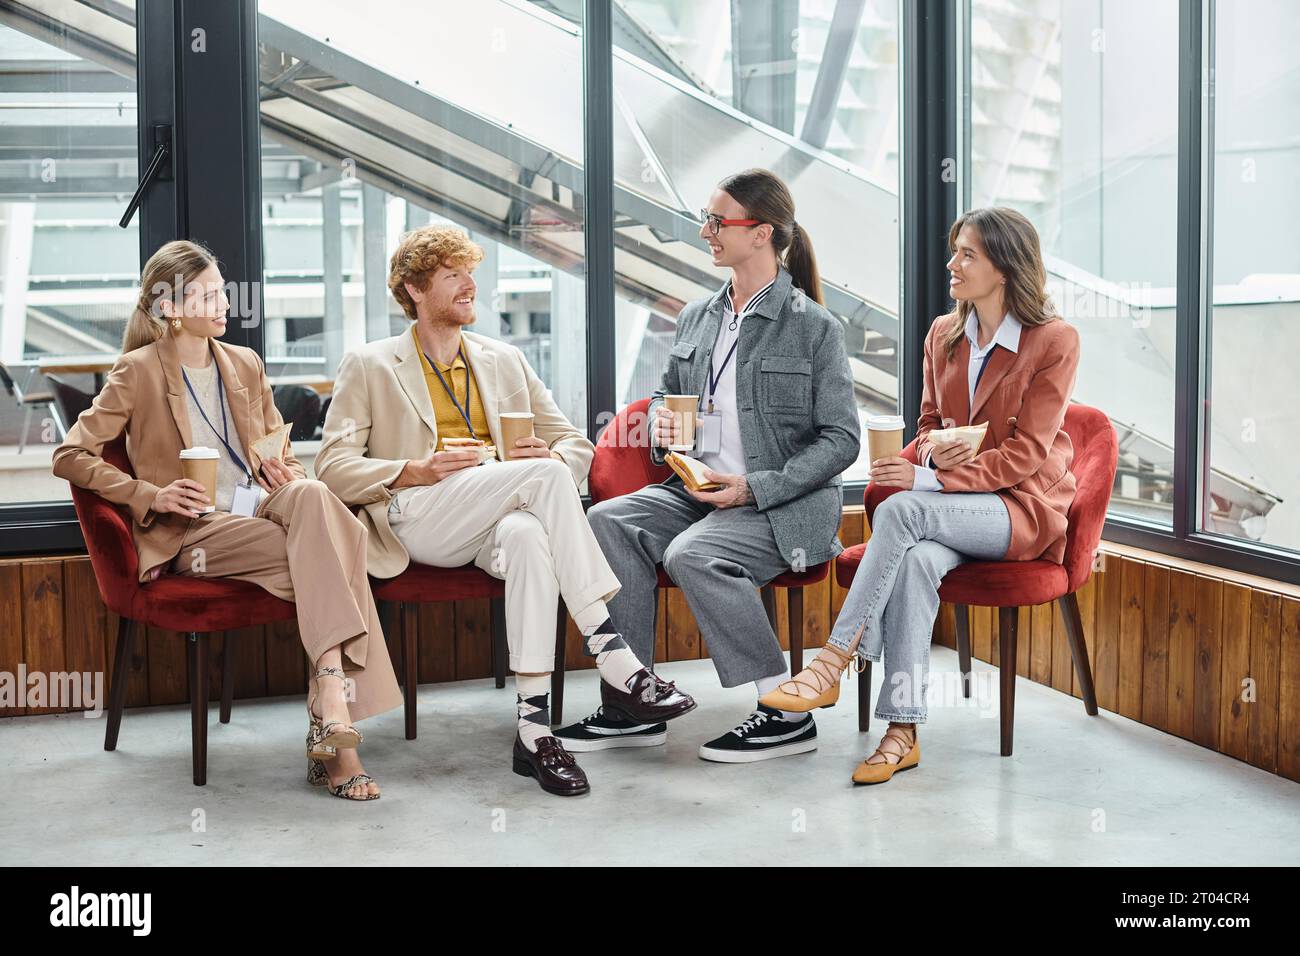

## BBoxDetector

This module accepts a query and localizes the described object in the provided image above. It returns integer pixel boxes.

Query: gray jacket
[649,266,861,568]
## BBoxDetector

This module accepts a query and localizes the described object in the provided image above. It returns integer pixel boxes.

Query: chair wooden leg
[760,584,777,633]
[955,603,972,699]
[219,632,235,724]
[187,632,209,786]
[400,602,418,740]
[552,600,568,726]
[1059,592,1099,716]
[788,587,804,676]
[998,607,1018,756]
[857,661,871,732]
[491,596,507,689]
[104,616,132,752]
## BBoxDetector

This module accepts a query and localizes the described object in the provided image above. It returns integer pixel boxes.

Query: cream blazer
[315,328,593,579]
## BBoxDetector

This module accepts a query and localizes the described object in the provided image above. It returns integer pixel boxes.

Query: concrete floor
[4,647,1298,866]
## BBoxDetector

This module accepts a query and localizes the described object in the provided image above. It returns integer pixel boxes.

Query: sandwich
[926,421,989,452]
[665,451,724,492]
[442,436,497,464]
[250,423,292,465]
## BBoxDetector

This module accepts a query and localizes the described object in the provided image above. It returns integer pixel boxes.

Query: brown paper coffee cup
[499,412,535,459]
[179,446,219,513]
[866,414,905,468]
[663,395,699,451]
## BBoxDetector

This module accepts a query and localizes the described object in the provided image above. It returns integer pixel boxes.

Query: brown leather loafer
[512,734,590,797]
[601,668,697,725]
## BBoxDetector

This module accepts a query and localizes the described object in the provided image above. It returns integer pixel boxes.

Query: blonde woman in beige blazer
[53,240,401,801]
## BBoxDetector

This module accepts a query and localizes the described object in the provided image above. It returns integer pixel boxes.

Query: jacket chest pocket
[670,340,697,385]
[761,356,812,410]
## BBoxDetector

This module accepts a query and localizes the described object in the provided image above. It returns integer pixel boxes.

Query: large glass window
[967,0,1180,527]
[1203,0,1300,554]
[0,11,138,504]
[256,0,588,476]
[610,0,902,482]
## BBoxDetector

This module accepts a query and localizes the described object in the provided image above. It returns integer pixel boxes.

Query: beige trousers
[171,478,402,722]
[388,457,621,673]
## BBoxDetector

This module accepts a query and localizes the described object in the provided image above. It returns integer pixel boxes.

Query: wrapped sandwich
[665,451,724,492]
[442,436,497,464]
[926,421,989,453]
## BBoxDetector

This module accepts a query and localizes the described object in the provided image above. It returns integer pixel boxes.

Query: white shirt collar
[964,311,1022,355]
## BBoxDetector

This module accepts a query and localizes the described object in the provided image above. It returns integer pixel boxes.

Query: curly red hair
[388,226,484,320]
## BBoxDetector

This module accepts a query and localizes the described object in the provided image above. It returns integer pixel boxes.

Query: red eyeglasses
[699,209,761,237]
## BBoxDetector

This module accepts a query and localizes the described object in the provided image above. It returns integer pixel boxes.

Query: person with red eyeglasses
[555,168,861,763]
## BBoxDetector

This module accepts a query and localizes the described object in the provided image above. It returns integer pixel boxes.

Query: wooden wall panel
[666,589,700,662]
[1247,590,1281,774]
[454,599,493,680]
[265,620,306,698]
[417,601,456,684]
[1141,565,1170,732]
[0,563,27,716]
[62,559,107,712]
[1219,583,1253,762]
[1093,557,1122,714]
[1165,569,1197,740]
[1192,576,1224,751]
[1279,597,1300,783]
[1118,557,1146,721]
[1071,573,1098,701]
[1030,601,1052,685]
[21,560,65,715]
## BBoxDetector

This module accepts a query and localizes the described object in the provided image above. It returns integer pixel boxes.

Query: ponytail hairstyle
[942,207,1058,358]
[716,168,823,305]
[122,239,218,353]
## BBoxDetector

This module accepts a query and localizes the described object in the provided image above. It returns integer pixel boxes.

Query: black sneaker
[698,704,817,763]
[553,706,668,752]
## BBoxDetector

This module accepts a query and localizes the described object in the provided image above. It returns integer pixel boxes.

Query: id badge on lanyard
[699,334,740,456]
[230,477,266,517]
[696,412,722,454]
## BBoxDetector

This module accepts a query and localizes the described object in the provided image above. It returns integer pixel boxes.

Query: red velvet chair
[370,565,567,738]
[564,398,831,679]
[834,402,1119,754]
[69,435,298,786]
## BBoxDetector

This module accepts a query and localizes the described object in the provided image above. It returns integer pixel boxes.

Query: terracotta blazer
[915,313,1080,564]
[52,333,306,581]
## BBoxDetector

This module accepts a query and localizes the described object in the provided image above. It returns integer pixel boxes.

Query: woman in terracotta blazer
[760,207,1079,783]
[53,240,400,800]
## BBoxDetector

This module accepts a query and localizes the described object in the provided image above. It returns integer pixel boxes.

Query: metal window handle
[119,125,172,229]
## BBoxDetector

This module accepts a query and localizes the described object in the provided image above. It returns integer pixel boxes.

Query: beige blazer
[52,333,307,581]
[315,328,594,579]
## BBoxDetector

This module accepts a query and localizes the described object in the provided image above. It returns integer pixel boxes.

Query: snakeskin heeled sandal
[306,665,363,758]
[307,758,381,800]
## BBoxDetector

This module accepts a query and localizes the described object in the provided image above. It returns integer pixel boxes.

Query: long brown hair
[942,207,1057,358]
[122,239,218,352]
[717,168,823,305]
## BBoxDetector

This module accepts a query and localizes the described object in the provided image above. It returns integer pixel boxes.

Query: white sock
[573,601,644,690]
[755,671,803,722]
[516,674,551,753]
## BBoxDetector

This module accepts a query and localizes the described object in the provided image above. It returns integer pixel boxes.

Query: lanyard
[425,347,477,439]
[705,336,741,414]
[181,363,251,479]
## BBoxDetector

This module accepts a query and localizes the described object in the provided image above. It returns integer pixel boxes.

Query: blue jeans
[827,490,1012,724]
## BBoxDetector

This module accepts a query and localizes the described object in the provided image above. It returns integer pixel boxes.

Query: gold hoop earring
[171,318,182,332]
